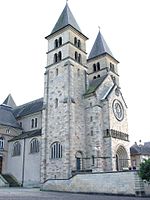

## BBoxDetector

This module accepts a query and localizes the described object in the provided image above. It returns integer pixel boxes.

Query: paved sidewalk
[0,188,148,200]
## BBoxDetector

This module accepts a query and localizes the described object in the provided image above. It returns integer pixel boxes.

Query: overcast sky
[0,0,150,144]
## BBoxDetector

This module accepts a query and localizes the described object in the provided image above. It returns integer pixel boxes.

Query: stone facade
[0,3,131,190]
[41,3,130,183]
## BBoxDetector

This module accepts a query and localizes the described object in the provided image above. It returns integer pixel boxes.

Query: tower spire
[49,3,82,36]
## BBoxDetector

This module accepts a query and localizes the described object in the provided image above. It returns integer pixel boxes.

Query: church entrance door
[75,151,83,171]
[0,157,3,174]
[116,146,128,171]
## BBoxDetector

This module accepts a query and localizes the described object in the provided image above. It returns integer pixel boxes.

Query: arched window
[13,142,21,156]
[74,37,77,46]
[97,62,100,71]
[55,98,58,108]
[97,74,100,78]
[54,39,58,48]
[0,137,4,149]
[58,51,62,61]
[75,51,78,61]
[51,142,62,159]
[93,64,96,72]
[78,54,81,63]
[30,138,39,154]
[54,53,58,63]
[92,155,95,166]
[93,76,96,79]
[31,118,38,129]
[59,37,62,46]
[78,40,81,48]
[31,119,34,128]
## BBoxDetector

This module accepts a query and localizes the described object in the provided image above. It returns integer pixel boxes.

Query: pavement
[0,188,148,200]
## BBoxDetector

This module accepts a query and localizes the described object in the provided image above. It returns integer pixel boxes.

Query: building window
[0,137,4,149]
[31,119,34,128]
[13,142,21,156]
[91,130,93,136]
[93,64,96,72]
[30,138,39,154]
[55,98,58,108]
[97,62,100,71]
[74,37,81,48]
[78,54,81,63]
[93,76,96,79]
[54,53,58,63]
[58,51,62,61]
[51,142,62,159]
[75,51,78,61]
[74,37,77,46]
[78,40,81,48]
[59,37,62,46]
[31,118,38,129]
[75,52,82,64]
[54,39,58,48]
[92,155,95,166]
[6,129,10,134]
[97,74,100,78]
[35,118,38,128]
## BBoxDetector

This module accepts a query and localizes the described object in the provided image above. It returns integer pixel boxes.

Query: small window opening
[55,39,58,48]
[97,62,100,71]
[55,98,58,108]
[93,64,96,72]
[58,51,62,61]
[59,37,62,46]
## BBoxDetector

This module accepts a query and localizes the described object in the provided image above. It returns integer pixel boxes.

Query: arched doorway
[116,146,128,171]
[75,151,83,171]
[0,156,3,174]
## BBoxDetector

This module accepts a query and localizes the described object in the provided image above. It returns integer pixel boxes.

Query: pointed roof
[3,94,16,108]
[0,104,20,128]
[88,31,114,60]
[51,3,81,35]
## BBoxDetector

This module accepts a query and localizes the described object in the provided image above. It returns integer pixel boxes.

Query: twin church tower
[0,3,129,186]
[41,3,130,181]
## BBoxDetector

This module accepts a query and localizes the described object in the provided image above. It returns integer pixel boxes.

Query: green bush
[139,159,150,183]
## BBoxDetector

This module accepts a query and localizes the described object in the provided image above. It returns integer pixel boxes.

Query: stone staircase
[1,174,21,187]
[134,172,145,196]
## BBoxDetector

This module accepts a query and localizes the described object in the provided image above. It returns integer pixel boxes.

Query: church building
[0,3,130,187]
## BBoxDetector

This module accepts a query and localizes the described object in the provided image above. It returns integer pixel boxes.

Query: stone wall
[42,171,143,196]
[7,136,41,187]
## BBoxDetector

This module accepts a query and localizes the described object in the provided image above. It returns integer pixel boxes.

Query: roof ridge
[15,97,43,108]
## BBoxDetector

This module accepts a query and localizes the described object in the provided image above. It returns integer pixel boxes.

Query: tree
[139,159,150,183]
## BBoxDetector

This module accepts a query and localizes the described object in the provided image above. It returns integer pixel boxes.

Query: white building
[0,3,130,187]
